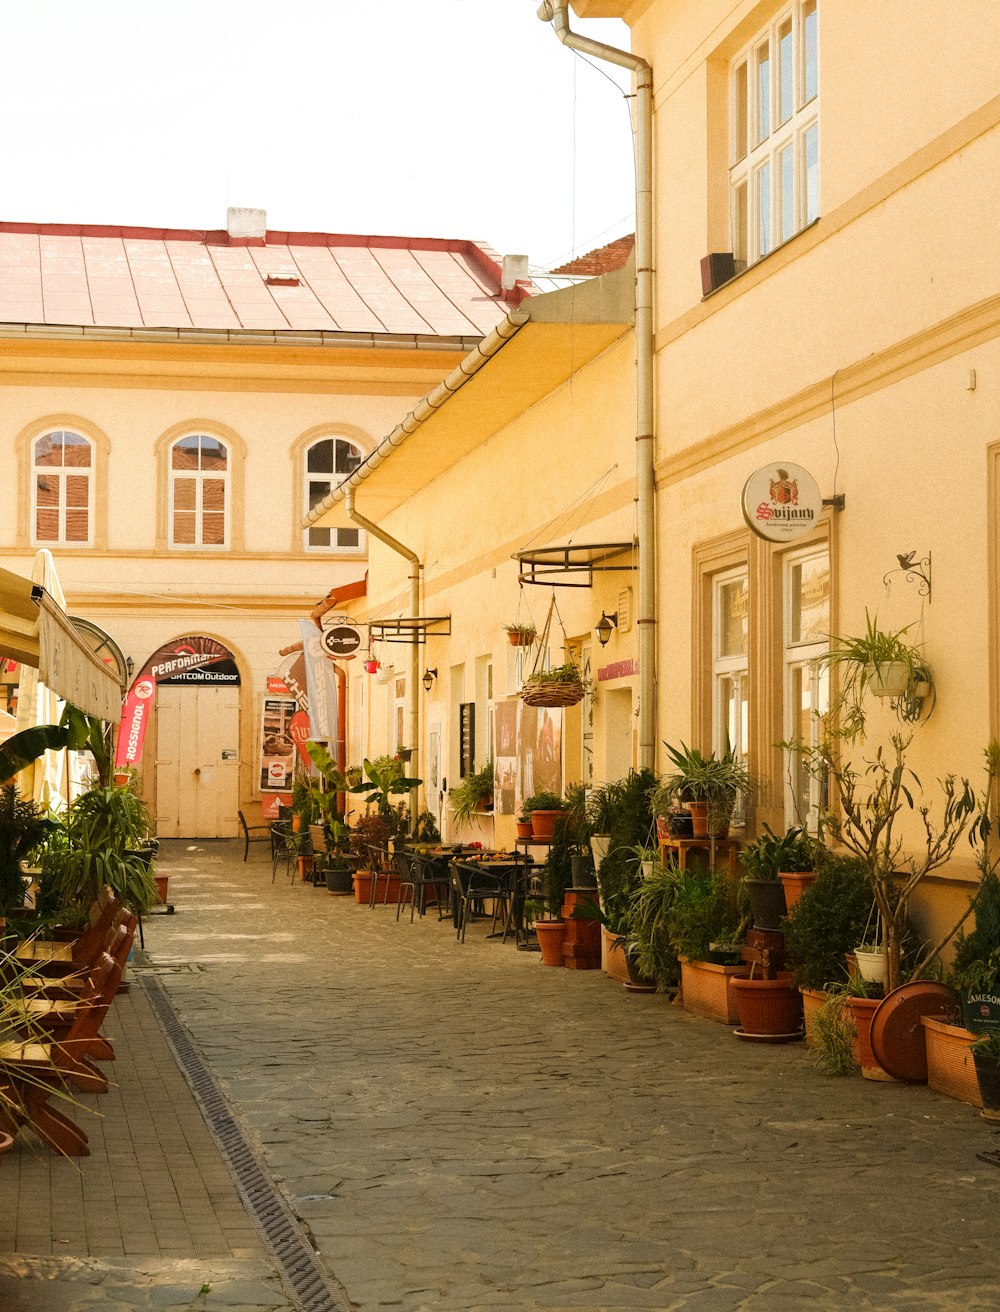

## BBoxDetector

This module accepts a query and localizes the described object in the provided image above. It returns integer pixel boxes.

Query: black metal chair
[270,821,296,883]
[365,844,395,907]
[451,860,514,943]
[395,851,450,923]
[238,810,272,862]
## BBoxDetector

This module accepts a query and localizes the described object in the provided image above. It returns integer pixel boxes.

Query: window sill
[700,218,820,303]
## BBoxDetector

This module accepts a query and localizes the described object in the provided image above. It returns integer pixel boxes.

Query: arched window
[305,437,363,550]
[32,429,93,545]
[170,434,229,548]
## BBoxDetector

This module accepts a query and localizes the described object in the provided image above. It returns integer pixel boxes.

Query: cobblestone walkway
[139,841,1000,1311]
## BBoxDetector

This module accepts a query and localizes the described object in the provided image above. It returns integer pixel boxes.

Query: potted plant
[520,661,587,709]
[738,824,818,931]
[448,760,495,827]
[822,610,932,739]
[42,784,159,918]
[789,709,982,993]
[659,742,754,839]
[782,854,872,1045]
[522,790,566,840]
[669,866,748,1023]
[0,785,56,916]
[590,769,658,951]
[624,858,681,993]
[970,1030,1000,1119]
[515,813,532,840]
[585,775,630,870]
[504,622,536,648]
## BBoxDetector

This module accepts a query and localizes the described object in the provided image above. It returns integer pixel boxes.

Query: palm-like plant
[0,785,55,915]
[44,786,158,917]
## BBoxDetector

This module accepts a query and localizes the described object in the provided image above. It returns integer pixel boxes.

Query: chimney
[501,254,530,291]
[227,207,267,246]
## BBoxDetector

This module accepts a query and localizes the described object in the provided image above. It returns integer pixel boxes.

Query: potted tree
[783,854,872,1046]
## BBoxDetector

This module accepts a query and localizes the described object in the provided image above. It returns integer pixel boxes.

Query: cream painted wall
[340,334,639,843]
[0,344,453,829]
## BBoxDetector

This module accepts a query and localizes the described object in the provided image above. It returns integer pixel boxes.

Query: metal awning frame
[368,616,452,645]
[514,542,637,588]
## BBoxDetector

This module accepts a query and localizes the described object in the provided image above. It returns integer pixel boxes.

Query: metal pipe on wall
[538,0,656,770]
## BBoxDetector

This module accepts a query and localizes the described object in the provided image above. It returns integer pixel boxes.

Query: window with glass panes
[170,434,228,548]
[305,438,363,549]
[730,1,818,267]
[713,568,750,823]
[32,430,92,545]
[783,546,829,830]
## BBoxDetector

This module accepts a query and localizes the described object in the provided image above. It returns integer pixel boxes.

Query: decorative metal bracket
[883,550,931,603]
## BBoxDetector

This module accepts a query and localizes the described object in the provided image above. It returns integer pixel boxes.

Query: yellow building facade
[310,1,1000,940]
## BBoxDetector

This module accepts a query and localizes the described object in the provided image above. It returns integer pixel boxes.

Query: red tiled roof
[550,234,635,277]
[0,224,527,337]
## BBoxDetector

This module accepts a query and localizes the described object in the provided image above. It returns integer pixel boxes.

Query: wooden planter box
[921,1016,982,1108]
[679,957,749,1024]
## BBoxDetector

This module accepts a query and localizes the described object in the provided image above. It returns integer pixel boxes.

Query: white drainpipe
[538,0,656,770]
[344,486,421,830]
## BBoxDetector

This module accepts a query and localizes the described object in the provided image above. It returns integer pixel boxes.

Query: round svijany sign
[319,617,364,658]
[741,462,823,542]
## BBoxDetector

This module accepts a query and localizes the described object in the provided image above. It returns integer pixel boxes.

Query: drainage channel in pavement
[140,968,348,1312]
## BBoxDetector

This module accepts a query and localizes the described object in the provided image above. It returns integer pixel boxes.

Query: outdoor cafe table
[448,853,542,941]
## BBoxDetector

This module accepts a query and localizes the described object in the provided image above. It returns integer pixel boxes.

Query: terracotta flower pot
[731,973,803,1038]
[679,957,749,1025]
[0,1131,13,1167]
[515,820,533,839]
[845,996,894,1081]
[529,809,568,840]
[778,870,816,911]
[801,987,830,1049]
[535,920,567,966]
[506,629,535,647]
[686,801,709,838]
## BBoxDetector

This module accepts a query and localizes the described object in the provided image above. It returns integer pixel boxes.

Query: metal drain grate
[141,971,347,1312]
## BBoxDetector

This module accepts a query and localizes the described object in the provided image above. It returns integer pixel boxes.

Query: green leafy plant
[43,785,158,916]
[449,760,495,826]
[812,993,857,1076]
[739,824,819,883]
[657,742,754,834]
[0,785,56,916]
[504,622,536,639]
[822,610,930,740]
[591,768,657,930]
[521,791,564,814]
[349,756,421,819]
[667,867,744,962]
[782,854,873,991]
[625,859,682,991]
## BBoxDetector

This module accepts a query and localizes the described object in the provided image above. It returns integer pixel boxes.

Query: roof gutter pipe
[538,0,656,771]
[344,486,421,831]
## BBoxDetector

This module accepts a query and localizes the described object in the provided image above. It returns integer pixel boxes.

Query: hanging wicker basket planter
[520,674,585,708]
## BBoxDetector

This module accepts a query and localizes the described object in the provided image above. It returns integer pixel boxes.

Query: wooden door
[156,684,240,838]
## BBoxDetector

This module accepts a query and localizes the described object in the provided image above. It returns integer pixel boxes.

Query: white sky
[2,1,636,271]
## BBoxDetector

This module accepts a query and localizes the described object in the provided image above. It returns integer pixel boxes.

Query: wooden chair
[238,809,272,862]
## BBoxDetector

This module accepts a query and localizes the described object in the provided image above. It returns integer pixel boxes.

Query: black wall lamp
[595,611,618,647]
[125,656,134,680]
[422,667,438,692]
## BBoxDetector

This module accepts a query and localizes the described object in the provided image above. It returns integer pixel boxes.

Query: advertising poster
[260,697,297,792]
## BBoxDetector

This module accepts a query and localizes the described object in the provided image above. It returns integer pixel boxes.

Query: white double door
[156,685,239,838]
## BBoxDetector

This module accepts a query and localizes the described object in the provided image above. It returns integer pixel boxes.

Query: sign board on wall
[741,462,823,543]
[318,614,365,659]
[260,697,297,792]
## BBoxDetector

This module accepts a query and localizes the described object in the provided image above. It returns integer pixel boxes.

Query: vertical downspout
[539,1,656,770]
[344,487,421,831]
[332,661,347,817]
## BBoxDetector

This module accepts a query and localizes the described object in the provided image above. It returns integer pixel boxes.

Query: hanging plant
[519,597,588,708]
[504,622,537,648]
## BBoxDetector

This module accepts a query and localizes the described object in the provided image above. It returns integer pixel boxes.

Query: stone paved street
[4,838,1000,1311]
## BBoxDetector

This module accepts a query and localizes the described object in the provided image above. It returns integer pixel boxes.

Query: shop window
[304,437,363,550]
[713,567,750,824]
[169,434,229,548]
[783,545,829,828]
[730,0,818,266]
[31,429,92,545]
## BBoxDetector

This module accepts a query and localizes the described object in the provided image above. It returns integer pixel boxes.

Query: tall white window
[713,568,749,823]
[730,1,818,267]
[32,430,92,545]
[170,434,229,548]
[783,546,829,830]
[305,438,363,550]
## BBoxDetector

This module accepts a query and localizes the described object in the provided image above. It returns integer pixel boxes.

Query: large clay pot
[778,870,816,911]
[731,973,803,1039]
[679,957,749,1025]
[845,996,893,1081]
[535,920,567,966]
[530,809,568,841]
[744,879,788,931]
